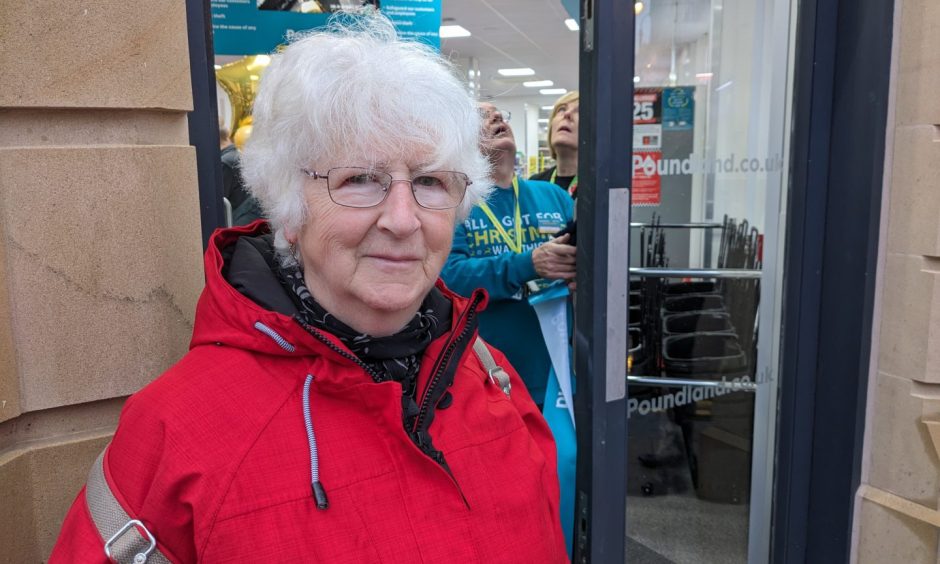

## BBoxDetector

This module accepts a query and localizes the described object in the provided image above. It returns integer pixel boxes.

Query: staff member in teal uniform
[530,91,579,197]
[442,102,576,405]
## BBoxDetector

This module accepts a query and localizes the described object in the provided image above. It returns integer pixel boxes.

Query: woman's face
[294,160,458,336]
[550,100,579,152]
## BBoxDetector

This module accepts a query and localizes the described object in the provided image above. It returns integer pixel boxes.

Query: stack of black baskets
[628,215,761,504]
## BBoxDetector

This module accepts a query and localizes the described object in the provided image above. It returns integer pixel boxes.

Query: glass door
[622,0,795,561]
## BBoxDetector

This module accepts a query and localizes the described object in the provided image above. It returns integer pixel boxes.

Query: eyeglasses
[301,167,470,210]
[478,107,511,122]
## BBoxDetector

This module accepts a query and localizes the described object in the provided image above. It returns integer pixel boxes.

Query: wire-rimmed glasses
[478,107,511,122]
[301,167,470,210]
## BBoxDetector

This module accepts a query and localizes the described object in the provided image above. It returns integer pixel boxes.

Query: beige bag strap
[473,336,511,397]
[85,448,172,564]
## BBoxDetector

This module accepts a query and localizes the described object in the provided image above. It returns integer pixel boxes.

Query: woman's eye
[348,174,377,185]
[414,175,443,188]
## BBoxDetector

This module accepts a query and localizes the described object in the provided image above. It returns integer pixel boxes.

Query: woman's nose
[376,180,421,235]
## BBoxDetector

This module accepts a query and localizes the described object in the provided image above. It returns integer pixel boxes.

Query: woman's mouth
[370,254,420,263]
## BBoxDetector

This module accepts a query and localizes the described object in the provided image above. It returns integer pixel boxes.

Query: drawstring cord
[253,321,328,510]
[303,374,329,510]
[253,321,296,352]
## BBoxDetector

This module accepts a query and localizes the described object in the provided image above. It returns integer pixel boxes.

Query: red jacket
[51,224,568,563]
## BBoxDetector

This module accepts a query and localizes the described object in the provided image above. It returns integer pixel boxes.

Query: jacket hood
[189,221,488,358]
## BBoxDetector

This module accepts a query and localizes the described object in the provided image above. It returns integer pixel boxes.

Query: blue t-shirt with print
[442,177,574,403]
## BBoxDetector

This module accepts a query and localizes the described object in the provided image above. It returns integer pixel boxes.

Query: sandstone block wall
[854,0,940,560]
[0,1,204,560]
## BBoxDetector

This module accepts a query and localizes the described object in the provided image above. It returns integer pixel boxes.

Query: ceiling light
[695,72,714,79]
[523,80,554,88]
[498,67,536,77]
[540,88,567,95]
[440,25,471,38]
[538,118,549,123]
[541,105,554,110]
[633,76,641,83]
[635,1,644,14]
[564,18,579,31]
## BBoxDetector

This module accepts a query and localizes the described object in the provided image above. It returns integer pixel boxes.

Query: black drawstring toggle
[312,481,329,510]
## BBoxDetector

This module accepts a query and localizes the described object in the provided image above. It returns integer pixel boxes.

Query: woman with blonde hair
[531,91,580,197]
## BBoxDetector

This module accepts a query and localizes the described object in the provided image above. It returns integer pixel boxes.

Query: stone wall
[0,1,203,560]
[854,0,940,560]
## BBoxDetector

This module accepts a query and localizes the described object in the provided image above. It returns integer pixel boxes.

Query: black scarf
[276,259,452,433]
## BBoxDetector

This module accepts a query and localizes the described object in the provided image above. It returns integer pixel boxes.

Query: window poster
[632,88,663,206]
[211,0,442,55]
[661,87,694,131]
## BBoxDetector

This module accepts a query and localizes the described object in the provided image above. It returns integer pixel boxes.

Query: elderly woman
[51,16,567,564]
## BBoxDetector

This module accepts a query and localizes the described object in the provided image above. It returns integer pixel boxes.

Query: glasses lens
[479,108,510,122]
[412,172,469,209]
[327,167,390,207]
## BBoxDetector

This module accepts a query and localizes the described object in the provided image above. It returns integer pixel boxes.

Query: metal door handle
[628,374,757,391]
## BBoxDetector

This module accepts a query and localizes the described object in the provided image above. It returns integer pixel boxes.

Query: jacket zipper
[412,292,483,434]
[293,316,383,381]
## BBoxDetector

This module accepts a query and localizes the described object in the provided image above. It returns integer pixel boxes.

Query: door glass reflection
[625,0,792,560]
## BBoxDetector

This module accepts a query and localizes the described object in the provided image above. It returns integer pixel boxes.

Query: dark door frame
[772,0,893,561]
[186,0,225,250]
[572,0,634,562]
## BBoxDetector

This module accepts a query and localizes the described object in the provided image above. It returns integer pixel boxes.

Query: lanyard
[478,176,523,254]
[550,169,578,197]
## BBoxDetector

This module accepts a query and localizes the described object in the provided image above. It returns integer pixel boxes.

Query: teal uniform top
[442,177,574,403]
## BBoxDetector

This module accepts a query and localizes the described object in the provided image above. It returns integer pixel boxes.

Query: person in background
[51,15,567,563]
[530,91,579,197]
[442,102,576,407]
[220,125,264,226]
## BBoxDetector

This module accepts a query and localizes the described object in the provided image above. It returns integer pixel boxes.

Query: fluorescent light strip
[439,25,471,38]
[498,67,535,77]
[523,80,554,88]
[540,88,567,95]
[564,18,579,31]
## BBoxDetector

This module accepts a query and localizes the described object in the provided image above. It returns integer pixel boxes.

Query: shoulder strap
[85,447,172,564]
[473,336,511,397]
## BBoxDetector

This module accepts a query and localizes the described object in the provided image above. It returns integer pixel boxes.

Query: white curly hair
[239,13,492,257]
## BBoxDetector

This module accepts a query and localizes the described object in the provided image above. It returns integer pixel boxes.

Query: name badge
[538,218,563,235]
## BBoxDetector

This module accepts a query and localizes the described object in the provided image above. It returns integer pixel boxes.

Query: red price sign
[632,151,661,205]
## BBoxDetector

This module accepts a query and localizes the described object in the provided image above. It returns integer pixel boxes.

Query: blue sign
[661,86,695,131]
[560,0,578,20]
[211,1,441,55]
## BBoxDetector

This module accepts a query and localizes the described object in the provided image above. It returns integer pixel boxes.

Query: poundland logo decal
[627,376,753,418]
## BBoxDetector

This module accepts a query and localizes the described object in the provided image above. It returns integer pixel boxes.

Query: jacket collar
[189,221,489,362]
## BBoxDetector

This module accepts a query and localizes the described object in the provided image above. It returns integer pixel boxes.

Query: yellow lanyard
[550,169,578,196]
[478,176,523,254]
